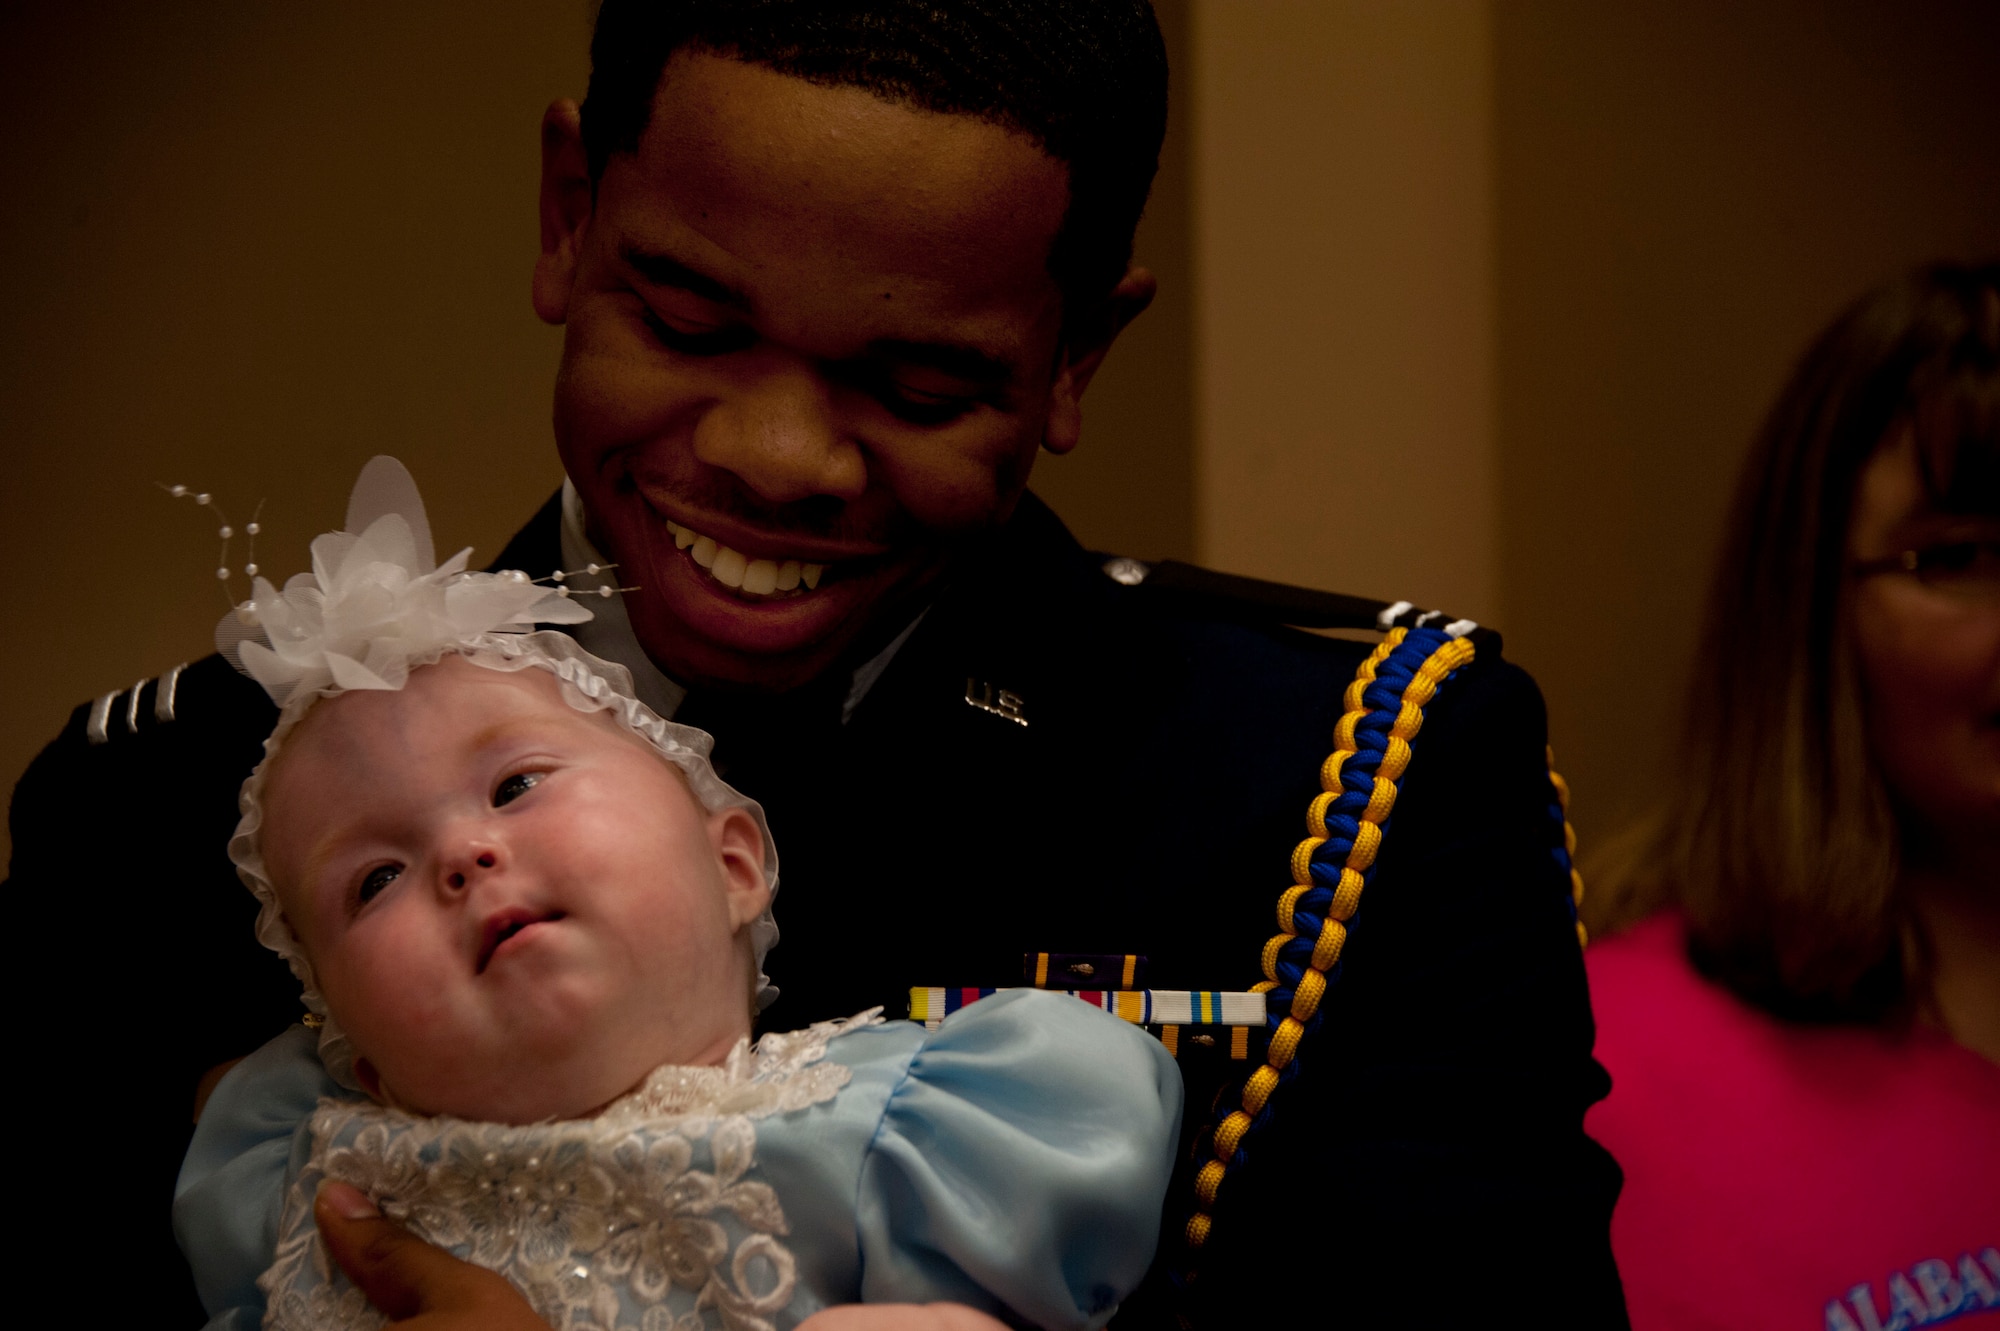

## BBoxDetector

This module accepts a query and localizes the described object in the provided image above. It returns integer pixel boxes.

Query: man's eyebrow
[619,246,1014,388]
[620,245,749,311]
[863,338,1016,389]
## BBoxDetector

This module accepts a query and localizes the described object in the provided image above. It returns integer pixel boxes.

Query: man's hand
[315,1181,552,1330]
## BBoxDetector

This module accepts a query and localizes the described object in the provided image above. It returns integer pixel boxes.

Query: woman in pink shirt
[1584,263,1999,1331]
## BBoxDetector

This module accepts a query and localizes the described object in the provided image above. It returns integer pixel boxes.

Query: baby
[173,460,1181,1331]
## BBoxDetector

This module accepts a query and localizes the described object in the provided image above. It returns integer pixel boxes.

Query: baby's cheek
[328,951,445,1056]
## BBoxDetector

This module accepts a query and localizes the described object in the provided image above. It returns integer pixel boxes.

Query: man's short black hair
[581,0,1169,324]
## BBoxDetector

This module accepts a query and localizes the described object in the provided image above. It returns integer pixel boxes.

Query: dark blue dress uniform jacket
[7,491,1626,1327]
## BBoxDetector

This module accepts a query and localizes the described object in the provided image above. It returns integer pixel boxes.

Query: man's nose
[691,364,867,505]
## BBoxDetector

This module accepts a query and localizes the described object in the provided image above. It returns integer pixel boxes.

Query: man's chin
[627,554,927,694]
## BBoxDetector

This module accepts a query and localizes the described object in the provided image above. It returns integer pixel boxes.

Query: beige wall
[1191,0,1501,626]
[0,3,597,863]
[6,1,1997,872]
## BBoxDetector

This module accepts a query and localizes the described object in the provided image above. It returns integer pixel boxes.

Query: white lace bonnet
[222,457,781,1088]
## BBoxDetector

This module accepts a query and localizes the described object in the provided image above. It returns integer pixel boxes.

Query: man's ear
[1042,266,1158,455]
[533,99,594,326]
[710,807,772,932]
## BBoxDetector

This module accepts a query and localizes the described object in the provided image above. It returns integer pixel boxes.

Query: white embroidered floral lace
[262,1012,881,1331]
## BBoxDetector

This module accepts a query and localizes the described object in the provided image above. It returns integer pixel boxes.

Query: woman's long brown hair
[1586,261,1999,1021]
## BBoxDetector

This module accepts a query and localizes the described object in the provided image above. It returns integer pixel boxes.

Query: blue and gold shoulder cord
[1547,748,1588,948]
[1173,624,1479,1287]
[1172,627,1592,1301]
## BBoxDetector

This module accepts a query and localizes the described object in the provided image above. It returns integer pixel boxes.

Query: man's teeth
[665,521,824,595]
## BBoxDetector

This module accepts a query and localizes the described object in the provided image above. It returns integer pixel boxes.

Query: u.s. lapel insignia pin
[964,678,1027,726]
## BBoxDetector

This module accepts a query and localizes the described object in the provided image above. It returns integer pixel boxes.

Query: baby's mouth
[478,909,565,974]
[664,519,828,599]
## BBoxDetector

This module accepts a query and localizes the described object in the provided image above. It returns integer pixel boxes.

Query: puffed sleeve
[854,988,1184,1330]
[174,1023,344,1327]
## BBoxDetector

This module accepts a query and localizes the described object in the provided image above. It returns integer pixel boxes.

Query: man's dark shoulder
[881,494,1559,981]
[973,492,1531,749]
[10,652,276,874]
[8,653,295,1056]
[11,652,275,808]
[8,652,295,1323]
[992,517,1616,1327]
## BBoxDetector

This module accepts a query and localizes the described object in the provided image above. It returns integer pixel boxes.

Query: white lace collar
[596,1009,883,1126]
[262,1011,886,1331]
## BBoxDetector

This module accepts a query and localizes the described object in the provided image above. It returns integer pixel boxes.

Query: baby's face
[261,656,769,1123]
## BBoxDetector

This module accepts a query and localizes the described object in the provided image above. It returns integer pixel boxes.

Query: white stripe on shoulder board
[154,662,186,723]
[87,690,119,744]
[125,679,148,734]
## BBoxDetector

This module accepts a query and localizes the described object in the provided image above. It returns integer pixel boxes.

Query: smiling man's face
[535,51,1147,691]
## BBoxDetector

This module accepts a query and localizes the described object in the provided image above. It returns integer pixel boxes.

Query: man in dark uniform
[8,2,1625,1326]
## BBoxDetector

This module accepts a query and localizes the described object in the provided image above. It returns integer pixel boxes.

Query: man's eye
[494,772,544,807]
[641,308,756,357]
[358,864,401,904]
[878,387,977,427]
[836,365,981,426]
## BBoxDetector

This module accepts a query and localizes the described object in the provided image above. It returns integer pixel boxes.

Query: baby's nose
[446,850,499,890]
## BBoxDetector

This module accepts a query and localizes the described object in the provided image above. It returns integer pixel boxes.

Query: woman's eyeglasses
[1852,540,2000,603]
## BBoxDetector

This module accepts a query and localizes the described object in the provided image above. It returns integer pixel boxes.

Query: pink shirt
[1586,914,2000,1331]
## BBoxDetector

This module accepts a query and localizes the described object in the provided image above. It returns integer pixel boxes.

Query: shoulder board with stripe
[1099,556,1501,652]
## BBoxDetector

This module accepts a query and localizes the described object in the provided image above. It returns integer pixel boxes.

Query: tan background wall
[0,2,597,867]
[5,1,1997,872]
[1191,0,1501,626]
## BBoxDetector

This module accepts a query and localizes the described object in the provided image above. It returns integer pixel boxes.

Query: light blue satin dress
[176,988,1182,1331]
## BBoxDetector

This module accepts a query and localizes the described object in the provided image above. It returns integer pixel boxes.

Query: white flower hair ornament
[220,457,782,1088]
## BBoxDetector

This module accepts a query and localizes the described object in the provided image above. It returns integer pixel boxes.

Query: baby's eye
[358,864,401,904]
[494,772,544,808]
